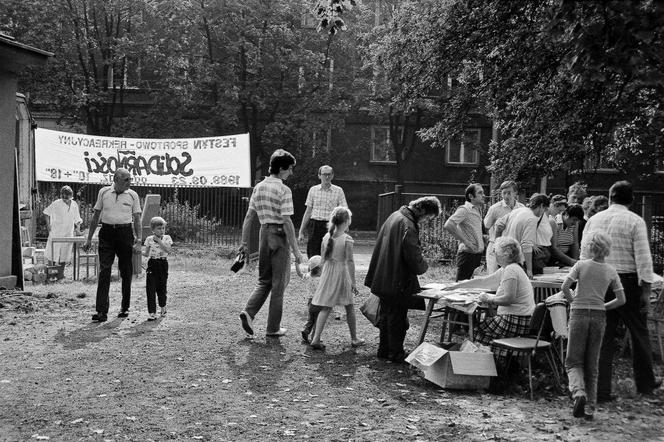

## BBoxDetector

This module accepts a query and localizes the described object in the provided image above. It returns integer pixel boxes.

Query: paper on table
[422,282,455,290]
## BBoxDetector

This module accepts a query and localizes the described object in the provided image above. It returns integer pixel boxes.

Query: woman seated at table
[549,204,584,267]
[449,236,535,349]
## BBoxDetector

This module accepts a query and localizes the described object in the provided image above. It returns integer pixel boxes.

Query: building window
[312,127,331,157]
[371,126,395,163]
[447,129,480,165]
[583,154,617,172]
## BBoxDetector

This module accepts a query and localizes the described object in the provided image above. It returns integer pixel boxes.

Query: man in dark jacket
[365,196,441,362]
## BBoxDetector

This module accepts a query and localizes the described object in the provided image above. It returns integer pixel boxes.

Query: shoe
[160,307,167,316]
[334,311,342,321]
[147,313,157,321]
[310,342,326,351]
[584,406,595,421]
[351,338,366,348]
[117,311,129,318]
[597,394,617,404]
[573,395,586,418]
[266,327,287,337]
[91,312,108,322]
[239,311,254,335]
[301,330,310,343]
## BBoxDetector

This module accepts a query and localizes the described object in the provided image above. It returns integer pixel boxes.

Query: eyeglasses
[321,173,333,177]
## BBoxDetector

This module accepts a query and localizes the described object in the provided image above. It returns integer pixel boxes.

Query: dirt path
[0,252,663,441]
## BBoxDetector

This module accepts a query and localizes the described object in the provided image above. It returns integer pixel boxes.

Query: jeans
[455,251,483,281]
[598,273,657,397]
[146,258,168,313]
[302,298,323,335]
[377,299,410,361]
[244,224,291,333]
[566,309,606,407]
[96,225,134,314]
[306,219,328,258]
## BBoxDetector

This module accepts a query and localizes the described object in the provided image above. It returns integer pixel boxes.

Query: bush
[420,202,461,263]
[161,189,223,243]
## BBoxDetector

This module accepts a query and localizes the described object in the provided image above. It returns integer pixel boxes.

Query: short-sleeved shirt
[484,200,524,242]
[305,184,347,221]
[496,263,535,316]
[248,176,294,225]
[555,214,576,254]
[94,186,141,224]
[498,206,537,254]
[144,234,173,259]
[448,201,485,253]
[565,259,623,310]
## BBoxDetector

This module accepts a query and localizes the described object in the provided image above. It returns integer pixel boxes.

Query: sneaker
[584,406,595,421]
[160,307,167,317]
[266,327,287,337]
[239,311,254,335]
[147,313,157,321]
[573,395,587,418]
[91,312,107,322]
[334,310,342,320]
[117,311,129,318]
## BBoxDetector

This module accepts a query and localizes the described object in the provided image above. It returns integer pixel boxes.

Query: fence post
[394,184,403,211]
[642,195,653,241]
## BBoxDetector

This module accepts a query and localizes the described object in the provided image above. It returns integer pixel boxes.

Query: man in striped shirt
[239,149,304,338]
[582,181,661,400]
[298,165,348,258]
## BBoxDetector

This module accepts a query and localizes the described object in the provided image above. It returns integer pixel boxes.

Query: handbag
[230,250,246,273]
[360,294,381,327]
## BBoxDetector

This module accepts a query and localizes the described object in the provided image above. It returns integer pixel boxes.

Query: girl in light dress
[309,206,365,350]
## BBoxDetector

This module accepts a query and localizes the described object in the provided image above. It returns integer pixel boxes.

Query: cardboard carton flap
[448,352,497,377]
[406,343,447,368]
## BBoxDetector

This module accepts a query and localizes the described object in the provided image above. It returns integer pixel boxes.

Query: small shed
[0,33,52,289]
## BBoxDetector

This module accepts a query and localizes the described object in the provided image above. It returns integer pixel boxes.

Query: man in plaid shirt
[239,149,303,338]
[582,180,661,400]
[298,165,348,258]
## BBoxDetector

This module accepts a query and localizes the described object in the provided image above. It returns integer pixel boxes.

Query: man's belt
[101,223,132,228]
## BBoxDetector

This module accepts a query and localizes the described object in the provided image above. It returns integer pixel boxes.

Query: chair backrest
[528,302,549,337]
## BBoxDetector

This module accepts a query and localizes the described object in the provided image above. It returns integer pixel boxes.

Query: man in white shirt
[298,165,348,258]
[444,183,486,281]
[484,180,523,273]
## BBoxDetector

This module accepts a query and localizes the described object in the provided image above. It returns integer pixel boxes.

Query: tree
[2,0,154,135]
[373,0,664,183]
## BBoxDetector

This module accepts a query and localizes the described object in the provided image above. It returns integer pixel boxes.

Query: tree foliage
[377,0,664,183]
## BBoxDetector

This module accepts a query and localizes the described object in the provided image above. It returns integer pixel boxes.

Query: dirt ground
[1,246,663,441]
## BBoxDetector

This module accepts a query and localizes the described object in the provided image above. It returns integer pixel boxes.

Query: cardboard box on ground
[406,340,497,390]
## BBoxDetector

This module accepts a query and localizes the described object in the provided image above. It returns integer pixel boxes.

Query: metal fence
[33,182,253,249]
[376,186,467,262]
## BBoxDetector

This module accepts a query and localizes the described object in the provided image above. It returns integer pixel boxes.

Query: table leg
[468,313,474,341]
[417,299,436,345]
[73,243,78,281]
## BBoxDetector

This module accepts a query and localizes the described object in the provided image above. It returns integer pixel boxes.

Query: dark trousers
[598,273,657,397]
[302,298,323,335]
[146,258,168,313]
[377,300,410,361]
[455,251,483,281]
[96,225,134,314]
[307,219,328,258]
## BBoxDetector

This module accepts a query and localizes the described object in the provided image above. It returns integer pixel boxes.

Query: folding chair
[532,280,561,303]
[491,302,563,400]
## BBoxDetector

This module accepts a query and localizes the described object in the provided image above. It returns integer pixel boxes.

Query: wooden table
[415,288,491,345]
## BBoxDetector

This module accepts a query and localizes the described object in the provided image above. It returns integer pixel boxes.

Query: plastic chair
[490,303,563,400]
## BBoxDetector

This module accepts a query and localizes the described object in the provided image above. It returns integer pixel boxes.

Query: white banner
[35,128,251,187]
